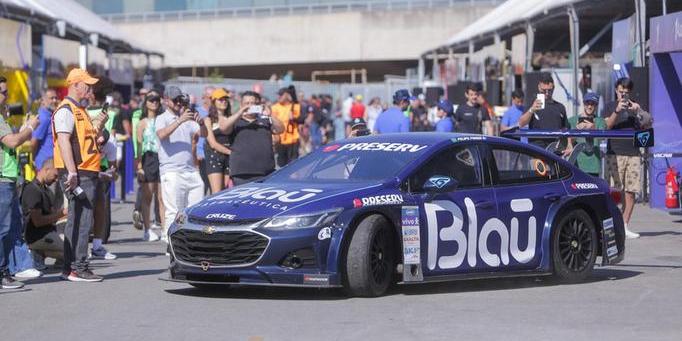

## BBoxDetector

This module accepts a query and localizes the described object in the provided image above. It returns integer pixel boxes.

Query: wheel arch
[336,209,401,287]
[539,195,609,272]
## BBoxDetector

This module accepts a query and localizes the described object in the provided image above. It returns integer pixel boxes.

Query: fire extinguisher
[665,165,680,209]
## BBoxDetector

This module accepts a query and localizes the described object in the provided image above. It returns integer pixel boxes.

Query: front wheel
[345,215,395,297]
[552,209,598,282]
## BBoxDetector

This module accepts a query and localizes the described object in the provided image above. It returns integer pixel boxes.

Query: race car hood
[186,181,382,223]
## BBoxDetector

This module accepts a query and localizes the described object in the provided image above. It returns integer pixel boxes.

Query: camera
[355,128,371,137]
[247,105,263,115]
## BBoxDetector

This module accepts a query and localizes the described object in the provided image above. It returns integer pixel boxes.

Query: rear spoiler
[501,127,654,148]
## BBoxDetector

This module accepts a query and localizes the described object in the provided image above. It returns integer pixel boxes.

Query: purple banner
[650,11,682,54]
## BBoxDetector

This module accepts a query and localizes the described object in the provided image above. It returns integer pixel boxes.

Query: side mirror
[423,175,458,194]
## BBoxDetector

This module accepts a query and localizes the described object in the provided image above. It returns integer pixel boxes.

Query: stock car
[164,133,625,297]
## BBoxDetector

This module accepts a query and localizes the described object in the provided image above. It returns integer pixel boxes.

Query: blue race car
[165,133,625,297]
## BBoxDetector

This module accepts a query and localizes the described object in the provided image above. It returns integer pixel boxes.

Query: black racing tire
[552,209,598,282]
[344,214,395,297]
[189,283,231,291]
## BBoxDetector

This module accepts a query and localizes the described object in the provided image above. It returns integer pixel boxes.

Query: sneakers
[90,247,117,260]
[624,223,640,239]
[132,210,143,230]
[143,229,160,242]
[13,268,42,280]
[33,253,48,271]
[1,274,24,289]
[66,270,103,282]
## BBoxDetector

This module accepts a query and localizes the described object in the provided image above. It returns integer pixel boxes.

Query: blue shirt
[195,105,209,159]
[32,106,54,170]
[435,117,453,132]
[501,104,524,128]
[374,107,410,134]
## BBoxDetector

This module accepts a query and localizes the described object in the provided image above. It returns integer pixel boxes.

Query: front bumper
[167,221,342,288]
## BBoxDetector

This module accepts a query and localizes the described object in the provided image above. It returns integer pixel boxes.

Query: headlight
[262,209,342,230]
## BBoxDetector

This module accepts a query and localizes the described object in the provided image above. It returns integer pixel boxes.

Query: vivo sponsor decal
[354,194,403,207]
[425,198,537,270]
[331,142,428,153]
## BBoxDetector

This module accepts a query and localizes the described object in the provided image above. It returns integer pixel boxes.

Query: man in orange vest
[271,87,301,167]
[52,68,108,282]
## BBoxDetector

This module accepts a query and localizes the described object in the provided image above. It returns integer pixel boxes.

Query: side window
[409,145,483,192]
[492,147,558,185]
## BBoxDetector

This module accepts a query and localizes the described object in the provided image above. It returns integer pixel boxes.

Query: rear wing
[501,127,654,148]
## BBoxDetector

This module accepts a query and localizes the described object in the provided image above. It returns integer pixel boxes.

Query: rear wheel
[345,215,395,297]
[552,209,598,282]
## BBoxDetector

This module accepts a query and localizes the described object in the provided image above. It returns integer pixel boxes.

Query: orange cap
[66,68,98,86]
[210,88,230,100]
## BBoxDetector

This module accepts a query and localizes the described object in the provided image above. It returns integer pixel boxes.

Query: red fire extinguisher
[665,166,680,209]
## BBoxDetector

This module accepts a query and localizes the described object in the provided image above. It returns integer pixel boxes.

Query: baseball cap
[210,88,230,100]
[583,92,599,104]
[355,94,363,101]
[165,86,182,99]
[351,118,366,129]
[393,89,413,103]
[437,99,454,115]
[66,68,98,86]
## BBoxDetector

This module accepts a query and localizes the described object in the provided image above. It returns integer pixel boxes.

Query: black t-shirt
[113,108,132,135]
[454,103,490,134]
[228,117,276,176]
[21,181,57,244]
[603,101,640,156]
[528,100,569,148]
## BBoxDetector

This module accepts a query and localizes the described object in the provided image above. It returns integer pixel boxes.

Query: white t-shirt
[155,110,200,173]
[53,107,75,134]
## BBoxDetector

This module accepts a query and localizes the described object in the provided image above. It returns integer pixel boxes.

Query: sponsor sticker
[571,183,599,190]
[401,206,421,265]
[317,227,332,241]
[303,274,330,285]
[602,218,619,262]
[205,213,236,220]
[429,176,451,189]
[354,194,404,207]
[451,136,486,143]
[325,142,428,153]
[201,187,323,211]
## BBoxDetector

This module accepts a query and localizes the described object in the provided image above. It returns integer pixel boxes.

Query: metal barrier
[101,0,501,23]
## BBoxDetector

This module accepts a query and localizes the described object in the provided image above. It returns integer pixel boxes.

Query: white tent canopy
[444,0,582,48]
[0,0,160,55]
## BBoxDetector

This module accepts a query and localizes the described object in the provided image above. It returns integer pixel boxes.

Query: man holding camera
[219,91,284,186]
[156,87,208,242]
[604,78,652,239]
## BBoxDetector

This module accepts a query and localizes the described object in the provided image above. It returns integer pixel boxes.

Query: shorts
[606,155,641,193]
[140,151,160,183]
[205,147,230,175]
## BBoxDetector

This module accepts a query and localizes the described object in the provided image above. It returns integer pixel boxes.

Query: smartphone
[355,128,371,137]
[536,94,546,110]
[248,105,263,115]
[578,117,594,124]
[102,102,109,114]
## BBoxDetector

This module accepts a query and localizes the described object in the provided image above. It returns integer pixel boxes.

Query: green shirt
[0,115,19,181]
[131,109,143,158]
[568,115,605,175]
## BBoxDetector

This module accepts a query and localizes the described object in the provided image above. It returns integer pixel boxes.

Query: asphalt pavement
[1,201,681,341]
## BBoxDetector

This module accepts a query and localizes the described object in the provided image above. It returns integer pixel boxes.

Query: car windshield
[265,142,430,183]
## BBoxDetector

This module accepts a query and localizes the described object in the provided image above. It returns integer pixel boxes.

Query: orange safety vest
[271,102,301,145]
[52,97,101,175]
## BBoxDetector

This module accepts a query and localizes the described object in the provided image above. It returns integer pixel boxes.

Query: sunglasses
[215,97,229,102]
[147,96,161,103]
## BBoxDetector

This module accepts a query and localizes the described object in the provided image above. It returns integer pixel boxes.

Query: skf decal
[205,213,236,220]
[571,183,598,190]
[331,142,428,153]
[354,194,403,207]
[426,198,536,270]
